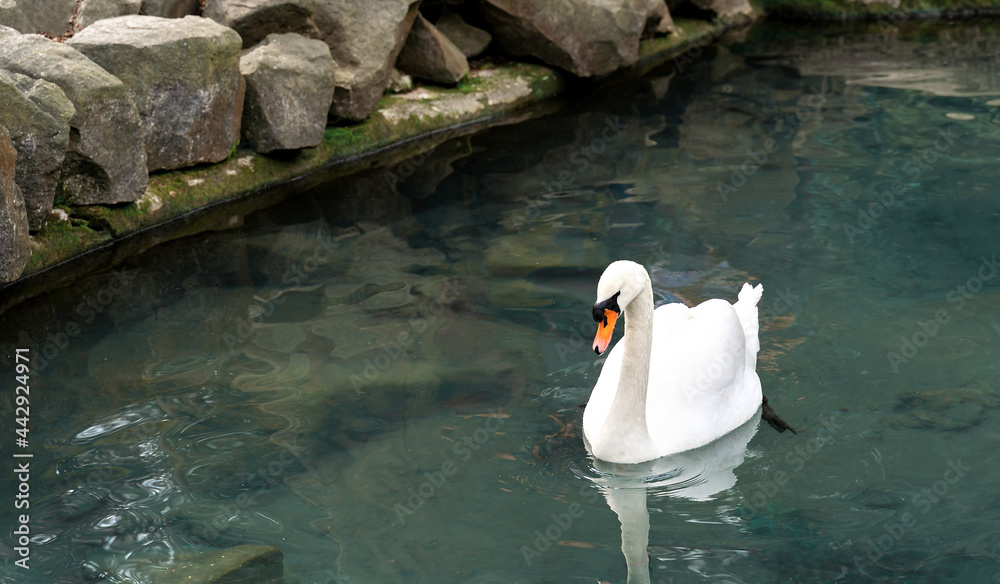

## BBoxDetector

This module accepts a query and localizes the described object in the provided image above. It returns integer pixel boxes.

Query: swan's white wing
[645,298,760,456]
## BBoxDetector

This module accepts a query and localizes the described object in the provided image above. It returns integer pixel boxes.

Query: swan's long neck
[600,275,655,451]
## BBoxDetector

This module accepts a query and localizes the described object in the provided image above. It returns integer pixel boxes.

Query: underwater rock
[0,70,75,231]
[0,32,148,205]
[434,8,492,58]
[202,0,321,48]
[0,0,76,35]
[887,385,999,432]
[484,229,610,276]
[152,544,284,584]
[68,15,243,172]
[240,33,336,153]
[313,0,421,121]
[139,0,200,17]
[481,0,647,77]
[0,126,30,284]
[396,12,469,85]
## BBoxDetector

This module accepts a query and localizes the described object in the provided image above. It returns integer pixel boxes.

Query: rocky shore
[1,0,1000,309]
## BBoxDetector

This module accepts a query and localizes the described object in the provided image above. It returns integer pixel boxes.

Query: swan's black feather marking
[592,291,622,325]
[762,395,797,434]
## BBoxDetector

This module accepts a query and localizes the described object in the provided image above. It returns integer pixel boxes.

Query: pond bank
[0,15,745,313]
[3,0,1000,312]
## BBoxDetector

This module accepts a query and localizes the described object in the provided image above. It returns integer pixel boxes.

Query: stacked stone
[0,0,686,283]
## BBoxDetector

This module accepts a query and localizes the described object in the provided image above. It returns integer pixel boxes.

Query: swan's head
[592,260,649,355]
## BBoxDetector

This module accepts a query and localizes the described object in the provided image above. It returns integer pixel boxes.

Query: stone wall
[0,0,710,285]
[0,0,997,285]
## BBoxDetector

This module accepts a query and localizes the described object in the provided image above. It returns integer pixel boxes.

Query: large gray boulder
[482,0,648,77]
[0,0,75,36]
[313,0,421,121]
[434,9,492,58]
[68,15,244,172]
[689,0,753,17]
[240,33,336,153]
[77,0,143,30]
[202,0,320,47]
[139,0,200,17]
[0,32,148,205]
[396,13,469,85]
[0,126,30,283]
[0,71,75,231]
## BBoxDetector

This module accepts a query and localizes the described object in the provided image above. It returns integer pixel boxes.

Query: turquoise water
[4,20,1000,584]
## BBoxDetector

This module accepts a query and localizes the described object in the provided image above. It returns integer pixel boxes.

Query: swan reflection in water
[583,413,761,584]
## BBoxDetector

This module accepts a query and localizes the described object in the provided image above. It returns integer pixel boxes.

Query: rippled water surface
[4,20,1000,584]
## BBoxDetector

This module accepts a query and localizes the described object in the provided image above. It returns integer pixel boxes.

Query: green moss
[638,18,721,60]
[757,0,1000,19]
[24,219,109,275]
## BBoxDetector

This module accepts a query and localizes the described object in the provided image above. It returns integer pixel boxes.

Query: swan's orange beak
[593,309,618,355]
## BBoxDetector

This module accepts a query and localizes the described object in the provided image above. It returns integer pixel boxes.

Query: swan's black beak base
[592,292,621,355]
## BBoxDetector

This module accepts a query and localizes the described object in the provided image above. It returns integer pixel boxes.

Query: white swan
[583,260,764,464]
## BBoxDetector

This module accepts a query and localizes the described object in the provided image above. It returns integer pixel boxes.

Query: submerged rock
[68,15,244,172]
[146,544,284,584]
[396,13,469,85]
[434,9,492,58]
[0,31,148,205]
[0,127,30,283]
[313,0,421,121]
[0,0,76,36]
[482,0,648,78]
[202,0,321,48]
[0,70,75,231]
[240,33,336,153]
[887,385,999,432]
[139,0,200,17]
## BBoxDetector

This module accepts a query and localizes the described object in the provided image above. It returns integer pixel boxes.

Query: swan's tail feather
[735,282,763,368]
